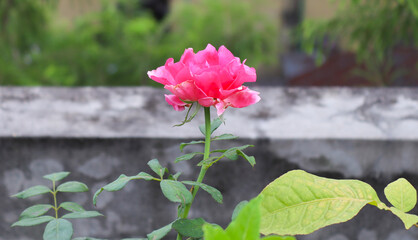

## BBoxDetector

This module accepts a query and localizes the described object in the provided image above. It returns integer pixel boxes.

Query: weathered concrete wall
[1,87,418,240]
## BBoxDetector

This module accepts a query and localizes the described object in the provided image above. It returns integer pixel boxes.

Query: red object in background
[289,47,418,87]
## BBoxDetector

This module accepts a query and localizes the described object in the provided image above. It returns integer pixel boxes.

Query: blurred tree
[155,0,279,69]
[0,0,279,86]
[298,0,418,86]
[0,0,52,85]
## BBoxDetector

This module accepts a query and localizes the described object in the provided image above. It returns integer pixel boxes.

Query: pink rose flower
[147,44,260,115]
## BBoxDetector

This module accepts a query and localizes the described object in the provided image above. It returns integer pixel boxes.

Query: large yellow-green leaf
[259,170,382,235]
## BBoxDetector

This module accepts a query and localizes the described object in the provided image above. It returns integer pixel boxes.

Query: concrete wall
[1,87,418,240]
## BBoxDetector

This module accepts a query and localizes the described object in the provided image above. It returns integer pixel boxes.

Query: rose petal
[195,44,218,66]
[218,45,235,66]
[180,48,195,65]
[165,94,188,111]
[165,80,207,101]
[194,69,222,98]
[224,88,260,108]
[147,65,173,85]
[198,97,216,107]
[227,63,257,89]
[215,101,228,116]
[164,59,185,85]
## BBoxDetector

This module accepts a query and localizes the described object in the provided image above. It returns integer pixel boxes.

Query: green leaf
[174,103,201,127]
[57,181,88,193]
[199,117,223,135]
[43,219,73,240]
[12,185,51,199]
[388,207,418,229]
[231,201,249,221]
[223,145,253,160]
[43,172,70,182]
[180,140,205,152]
[169,172,182,181]
[259,170,382,235]
[121,238,147,240]
[73,238,107,240]
[384,178,417,212]
[19,204,53,219]
[147,222,173,240]
[62,211,103,219]
[137,172,155,181]
[148,159,167,178]
[212,134,238,141]
[93,172,154,205]
[175,152,204,163]
[203,224,231,240]
[262,236,296,240]
[225,197,261,240]
[182,181,223,203]
[197,156,220,167]
[12,216,54,227]
[237,149,256,167]
[59,202,84,212]
[160,180,192,204]
[172,218,205,238]
[203,198,261,240]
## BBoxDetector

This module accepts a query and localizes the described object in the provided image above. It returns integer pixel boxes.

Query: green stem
[177,107,212,240]
[52,181,58,219]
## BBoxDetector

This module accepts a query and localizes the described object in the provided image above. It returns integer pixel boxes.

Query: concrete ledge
[1,87,418,139]
[1,87,418,240]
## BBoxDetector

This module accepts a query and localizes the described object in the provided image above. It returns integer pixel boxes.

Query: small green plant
[11,172,103,240]
[93,112,257,239]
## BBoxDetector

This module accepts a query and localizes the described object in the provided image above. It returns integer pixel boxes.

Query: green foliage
[43,172,70,182]
[175,152,204,163]
[59,202,85,213]
[43,219,73,240]
[160,180,193,204]
[160,0,278,69]
[389,207,418,229]
[147,222,173,240]
[384,178,417,212]
[19,204,53,219]
[173,218,206,238]
[1,0,278,86]
[179,140,205,152]
[182,181,223,204]
[56,181,88,193]
[231,200,249,221]
[93,171,155,205]
[259,170,382,235]
[12,216,55,227]
[12,185,51,199]
[298,0,418,85]
[148,159,168,179]
[199,117,223,135]
[258,170,418,236]
[212,134,238,141]
[203,197,295,240]
[11,171,102,240]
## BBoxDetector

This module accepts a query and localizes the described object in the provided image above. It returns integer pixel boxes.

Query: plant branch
[177,107,212,239]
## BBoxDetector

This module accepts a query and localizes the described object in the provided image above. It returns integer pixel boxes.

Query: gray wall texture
[1,87,418,240]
